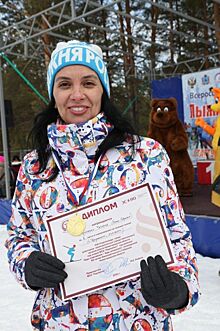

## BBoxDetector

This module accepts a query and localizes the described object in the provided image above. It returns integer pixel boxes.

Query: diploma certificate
[46,183,176,301]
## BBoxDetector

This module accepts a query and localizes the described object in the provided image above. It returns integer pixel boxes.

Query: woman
[5,40,200,330]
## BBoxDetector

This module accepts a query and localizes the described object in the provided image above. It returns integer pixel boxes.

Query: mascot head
[210,87,220,113]
[150,97,179,128]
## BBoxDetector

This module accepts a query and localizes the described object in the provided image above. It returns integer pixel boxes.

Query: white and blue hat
[47,40,110,99]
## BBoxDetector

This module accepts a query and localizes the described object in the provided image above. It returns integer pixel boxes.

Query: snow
[1,224,220,331]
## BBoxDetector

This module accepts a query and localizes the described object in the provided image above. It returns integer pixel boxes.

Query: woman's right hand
[24,251,68,290]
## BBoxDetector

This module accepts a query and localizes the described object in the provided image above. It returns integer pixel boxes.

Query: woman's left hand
[140,255,189,310]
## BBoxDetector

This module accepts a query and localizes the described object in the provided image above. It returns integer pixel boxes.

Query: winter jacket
[5,112,200,331]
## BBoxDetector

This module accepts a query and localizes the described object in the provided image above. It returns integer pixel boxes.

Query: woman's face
[53,65,103,124]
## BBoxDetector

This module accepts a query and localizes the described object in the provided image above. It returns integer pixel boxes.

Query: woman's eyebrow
[82,75,99,80]
[55,76,71,82]
[55,75,99,82]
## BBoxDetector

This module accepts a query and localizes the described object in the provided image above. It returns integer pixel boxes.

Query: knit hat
[47,40,110,99]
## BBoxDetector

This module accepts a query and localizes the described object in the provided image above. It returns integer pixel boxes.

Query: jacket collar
[47,112,113,173]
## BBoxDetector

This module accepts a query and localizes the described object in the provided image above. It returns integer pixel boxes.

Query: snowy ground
[1,224,220,331]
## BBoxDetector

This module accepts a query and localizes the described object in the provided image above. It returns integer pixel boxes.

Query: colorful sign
[182,68,220,165]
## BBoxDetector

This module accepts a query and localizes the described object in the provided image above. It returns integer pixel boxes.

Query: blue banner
[186,214,220,258]
[0,199,12,224]
[151,76,184,122]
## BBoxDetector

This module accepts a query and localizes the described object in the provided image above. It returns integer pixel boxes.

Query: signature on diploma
[100,257,130,277]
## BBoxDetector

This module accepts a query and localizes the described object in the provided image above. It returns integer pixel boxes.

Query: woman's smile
[68,105,89,115]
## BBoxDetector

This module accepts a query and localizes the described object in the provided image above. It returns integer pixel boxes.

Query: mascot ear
[168,97,178,109]
[151,98,159,108]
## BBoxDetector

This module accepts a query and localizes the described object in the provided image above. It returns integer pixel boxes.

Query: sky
[1,224,220,331]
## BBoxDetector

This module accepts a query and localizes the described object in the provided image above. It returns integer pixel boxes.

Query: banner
[0,199,12,224]
[151,77,184,122]
[182,68,220,165]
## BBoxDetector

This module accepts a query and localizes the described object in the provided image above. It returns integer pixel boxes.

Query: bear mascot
[148,97,194,197]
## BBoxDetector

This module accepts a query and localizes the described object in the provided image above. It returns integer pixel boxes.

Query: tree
[213,2,220,55]
[0,0,219,153]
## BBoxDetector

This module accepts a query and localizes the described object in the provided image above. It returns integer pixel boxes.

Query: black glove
[25,251,68,290]
[140,255,189,310]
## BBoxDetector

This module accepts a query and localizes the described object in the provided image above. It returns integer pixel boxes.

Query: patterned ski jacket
[5,113,200,331]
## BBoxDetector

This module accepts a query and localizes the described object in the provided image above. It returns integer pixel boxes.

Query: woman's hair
[28,91,137,182]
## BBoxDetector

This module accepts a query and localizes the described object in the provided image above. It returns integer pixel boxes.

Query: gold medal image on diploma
[67,214,86,236]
